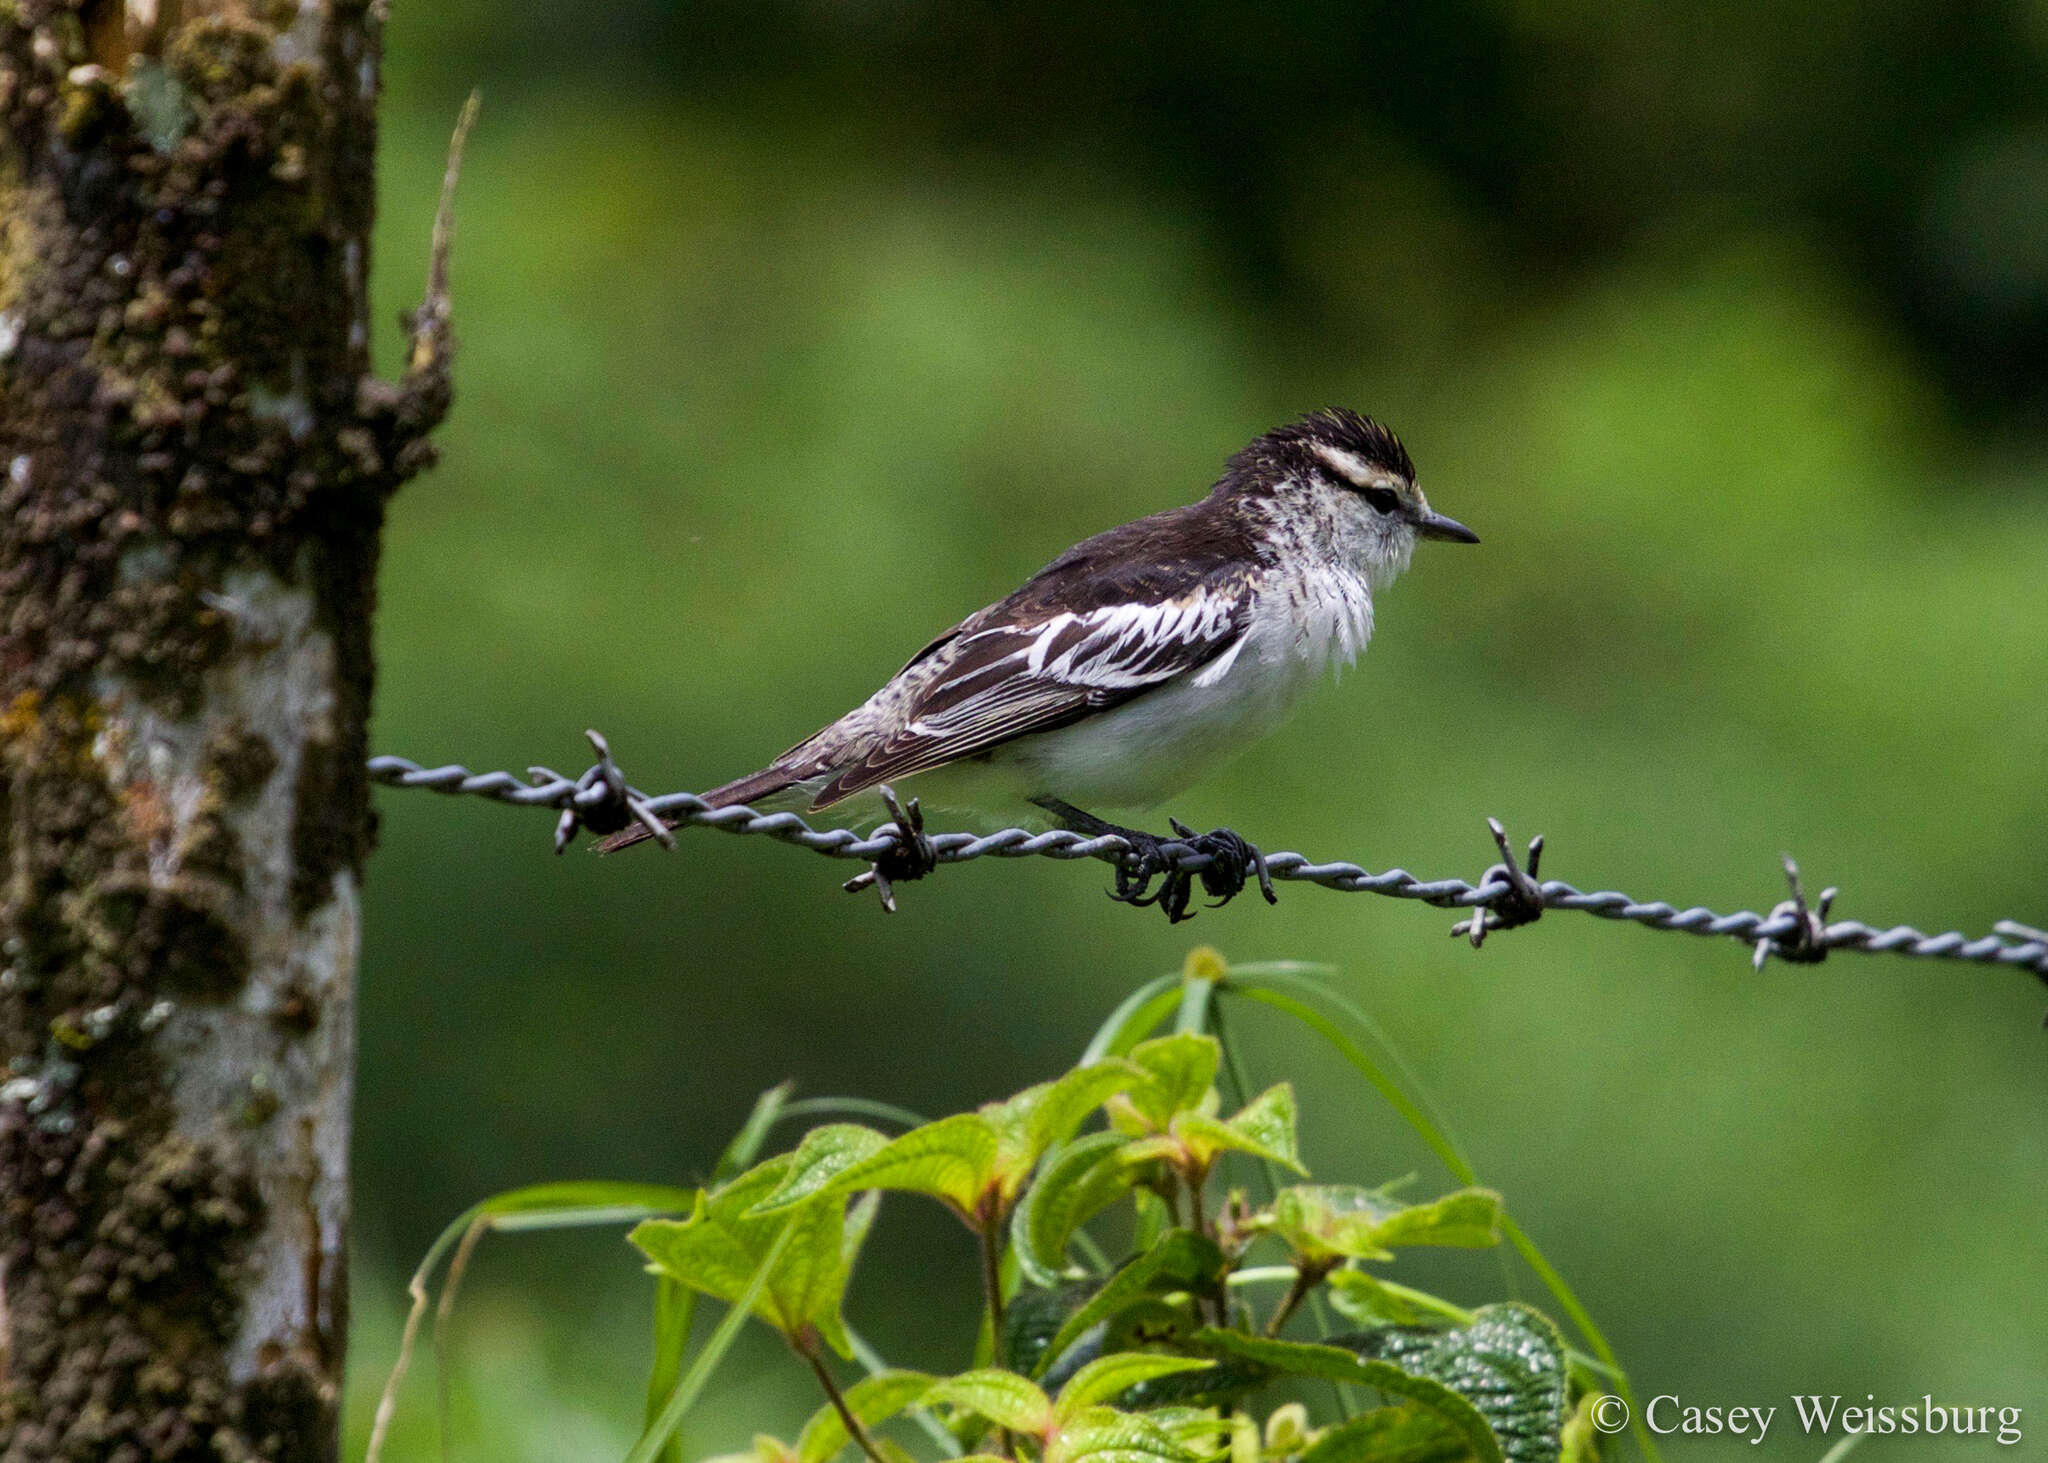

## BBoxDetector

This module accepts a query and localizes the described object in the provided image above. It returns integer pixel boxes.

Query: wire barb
[364,734,2048,1004]
[1451,818,1546,947]
[841,786,936,913]
[1754,855,1835,970]
[532,730,674,854]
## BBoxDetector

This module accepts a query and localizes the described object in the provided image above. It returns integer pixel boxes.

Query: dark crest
[1217,407,1415,495]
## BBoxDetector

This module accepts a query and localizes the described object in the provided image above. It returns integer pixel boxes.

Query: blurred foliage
[353,4,2047,1460]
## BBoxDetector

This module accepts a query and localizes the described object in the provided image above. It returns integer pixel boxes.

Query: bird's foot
[842,785,937,912]
[1032,799,1275,923]
[1110,819,1277,924]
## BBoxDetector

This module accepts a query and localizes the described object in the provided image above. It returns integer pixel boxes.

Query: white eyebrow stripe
[1311,443,1381,486]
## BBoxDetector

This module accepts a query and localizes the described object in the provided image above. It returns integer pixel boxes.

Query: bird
[597,407,1477,919]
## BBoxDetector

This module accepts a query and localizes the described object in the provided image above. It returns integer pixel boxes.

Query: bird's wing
[809,576,1254,807]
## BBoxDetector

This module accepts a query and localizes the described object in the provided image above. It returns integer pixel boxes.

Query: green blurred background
[349,4,2048,1459]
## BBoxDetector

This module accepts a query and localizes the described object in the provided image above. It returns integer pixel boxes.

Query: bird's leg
[1032,799,1276,924]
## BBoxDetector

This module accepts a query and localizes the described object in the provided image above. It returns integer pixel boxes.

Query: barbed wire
[367,731,2048,998]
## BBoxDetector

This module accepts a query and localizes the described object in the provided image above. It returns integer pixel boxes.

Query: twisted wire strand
[365,749,2048,987]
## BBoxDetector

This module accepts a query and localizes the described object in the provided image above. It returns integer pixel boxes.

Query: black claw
[1106,821,1275,924]
[1028,798,1274,923]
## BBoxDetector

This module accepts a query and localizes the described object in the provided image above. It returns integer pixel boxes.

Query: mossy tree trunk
[0,4,452,1459]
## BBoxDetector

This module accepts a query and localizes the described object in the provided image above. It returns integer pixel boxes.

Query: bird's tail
[590,765,802,853]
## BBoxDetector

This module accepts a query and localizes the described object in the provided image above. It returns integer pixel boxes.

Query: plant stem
[978,1218,1007,1347]
[1264,1263,1327,1337]
[803,1343,891,1463]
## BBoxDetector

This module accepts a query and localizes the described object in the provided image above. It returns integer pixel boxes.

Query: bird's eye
[1358,485,1399,515]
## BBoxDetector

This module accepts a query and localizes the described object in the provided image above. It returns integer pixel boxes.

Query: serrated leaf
[750,1125,892,1213]
[1038,1230,1227,1378]
[1371,1190,1504,1252]
[1115,1034,1222,1131]
[1016,1131,1142,1283]
[992,1061,1144,1188]
[1049,1405,1201,1463]
[1054,1354,1215,1420]
[1145,1406,1233,1449]
[632,1158,877,1357]
[1299,1405,1472,1463]
[1189,1331,1503,1463]
[1223,1082,1302,1168]
[795,1369,936,1463]
[1003,1281,1096,1376]
[822,1112,1003,1219]
[927,1369,1055,1435]
[1340,1306,1570,1463]
[1268,1185,1403,1261]
[1271,1186,1502,1264]
[1171,1082,1304,1175]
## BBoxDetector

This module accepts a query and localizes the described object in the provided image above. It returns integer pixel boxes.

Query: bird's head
[1221,408,1477,587]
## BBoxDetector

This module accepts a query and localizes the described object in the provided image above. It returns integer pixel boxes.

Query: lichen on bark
[0,4,451,1459]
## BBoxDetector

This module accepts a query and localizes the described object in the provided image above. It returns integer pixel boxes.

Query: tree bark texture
[0,3,449,1458]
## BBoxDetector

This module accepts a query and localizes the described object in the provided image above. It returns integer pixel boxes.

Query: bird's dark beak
[1414,509,1479,544]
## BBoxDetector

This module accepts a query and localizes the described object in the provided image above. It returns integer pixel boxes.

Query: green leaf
[1189,1330,1503,1463]
[750,1125,892,1212]
[816,1112,1003,1220]
[1048,1406,1202,1463]
[626,1219,802,1463]
[1015,1131,1139,1284]
[1222,1082,1302,1168]
[1131,1189,1170,1253]
[1299,1405,1472,1463]
[927,1369,1055,1436]
[1270,1186,1501,1264]
[1038,1230,1227,1378]
[1170,1082,1304,1175]
[1225,979,1649,1462]
[1054,1354,1214,1419]
[1002,1281,1095,1376]
[1326,1271,1471,1328]
[632,1157,877,1357]
[1116,1034,1221,1130]
[795,1370,937,1463]
[1001,1061,1144,1179]
[1145,1406,1234,1450]
[1371,1189,1504,1252]
[1340,1306,1570,1463]
[1081,974,1184,1064]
